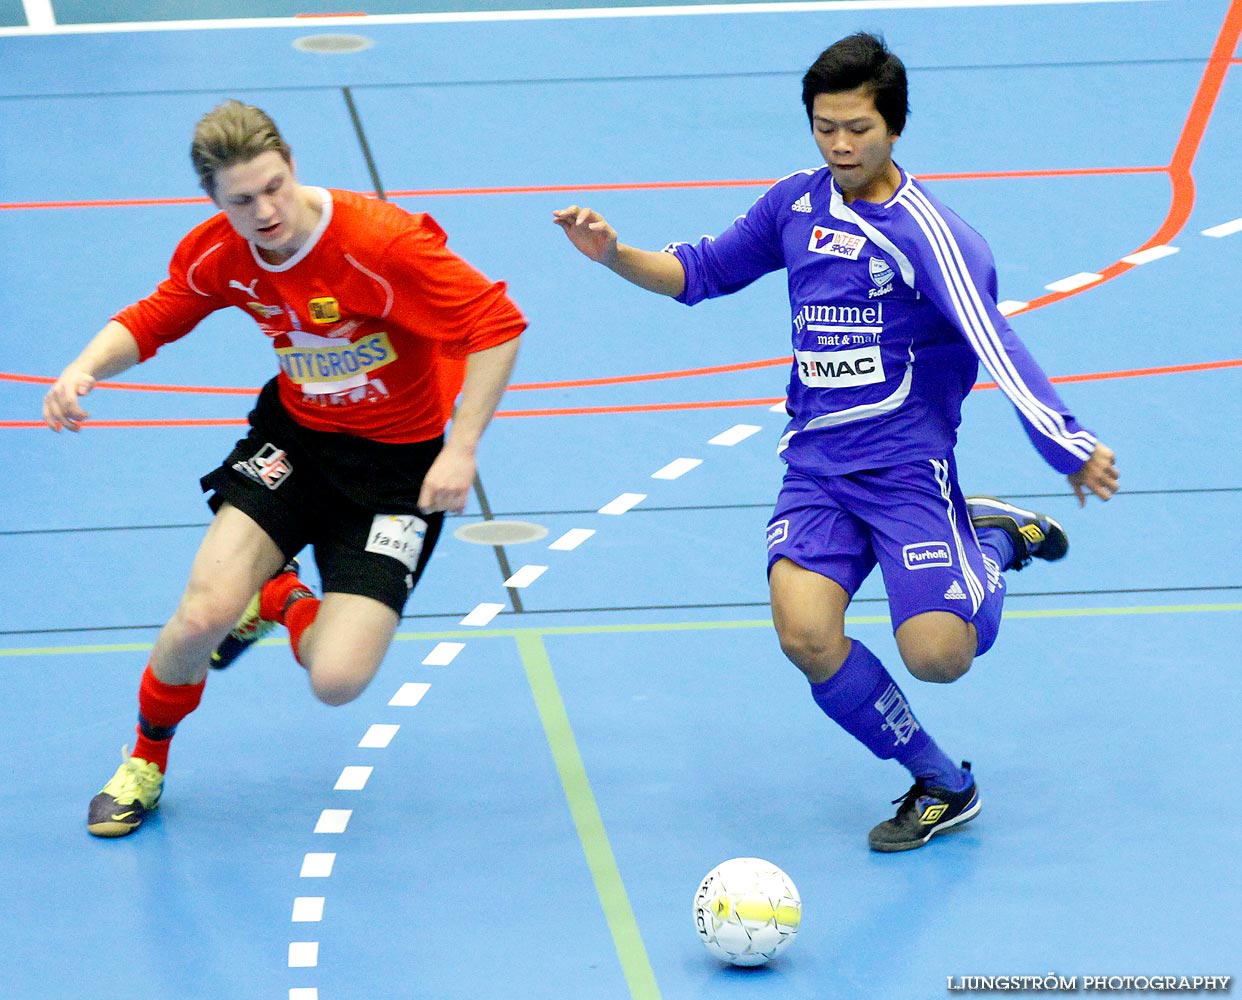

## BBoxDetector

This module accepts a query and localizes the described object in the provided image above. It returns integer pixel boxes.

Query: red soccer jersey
[114,188,526,443]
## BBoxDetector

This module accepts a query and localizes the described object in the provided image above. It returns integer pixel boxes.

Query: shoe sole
[869,796,982,853]
[87,818,143,838]
[967,495,1068,562]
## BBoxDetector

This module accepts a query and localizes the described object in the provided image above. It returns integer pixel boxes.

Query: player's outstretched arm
[43,321,141,432]
[553,204,686,297]
[417,336,522,516]
[1067,442,1119,506]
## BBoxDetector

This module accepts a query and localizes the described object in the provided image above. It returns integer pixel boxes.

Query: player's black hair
[801,33,909,135]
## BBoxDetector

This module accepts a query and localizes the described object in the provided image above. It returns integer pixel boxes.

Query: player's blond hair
[191,100,293,199]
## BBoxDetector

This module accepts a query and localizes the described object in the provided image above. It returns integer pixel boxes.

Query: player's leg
[766,471,972,851]
[87,503,287,838]
[286,505,446,706]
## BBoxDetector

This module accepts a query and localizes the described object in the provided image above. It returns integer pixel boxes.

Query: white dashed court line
[504,564,548,588]
[651,457,702,479]
[1045,271,1103,292]
[1122,244,1179,265]
[998,300,1029,315]
[314,809,352,834]
[292,897,325,922]
[388,681,431,707]
[290,989,319,1000]
[333,766,373,791]
[1202,218,1242,238]
[769,401,786,413]
[549,527,595,551]
[422,641,465,665]
[299,853,336,878]
[461,602,505,626]
[709,423,762,445]
[599,492,646,514]
[358,723,399,748]
[288,942,319,968]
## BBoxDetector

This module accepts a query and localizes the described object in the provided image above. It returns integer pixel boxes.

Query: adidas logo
[944,580,968,601]
[791,193,813,214]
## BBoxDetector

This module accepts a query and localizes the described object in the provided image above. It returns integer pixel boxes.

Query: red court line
[1006,0,1242,318]
[4,358,1236,428]
[0,167,1167,213]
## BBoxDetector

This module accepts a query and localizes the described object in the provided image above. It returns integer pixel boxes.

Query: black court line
[3,486,1238,539]
[339,84,525,613]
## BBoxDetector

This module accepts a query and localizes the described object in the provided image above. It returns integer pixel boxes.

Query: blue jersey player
[554,32,1118,852]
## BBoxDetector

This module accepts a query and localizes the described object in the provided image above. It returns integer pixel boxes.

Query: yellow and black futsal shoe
[966,495,1068,571]
[209,558,302,670]
[868,762,981,852]
[87,748,164,838]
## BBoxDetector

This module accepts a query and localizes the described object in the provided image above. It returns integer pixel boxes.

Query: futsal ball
[693,857,801,966]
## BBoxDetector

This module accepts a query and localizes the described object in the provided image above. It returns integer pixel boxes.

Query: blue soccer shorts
[765,455,1004,635]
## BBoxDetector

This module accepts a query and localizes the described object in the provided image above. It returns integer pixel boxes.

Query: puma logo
[229,278,260,297]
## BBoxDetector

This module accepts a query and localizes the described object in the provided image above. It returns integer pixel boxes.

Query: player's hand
[552,205,619,265]
[1068,442,1119,506]
[417,446,476,516]
[43,370,97,432]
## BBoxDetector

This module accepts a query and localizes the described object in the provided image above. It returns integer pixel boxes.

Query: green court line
[2,602,1240,656]
[515,631,662,1000]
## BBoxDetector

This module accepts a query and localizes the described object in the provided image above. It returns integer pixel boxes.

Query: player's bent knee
[776,625,850,679]
[901,646,972,684]
[173,589,248,645]
[310,673,369,707]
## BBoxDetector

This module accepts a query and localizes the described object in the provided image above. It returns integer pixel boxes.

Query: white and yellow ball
[693,857,801,966]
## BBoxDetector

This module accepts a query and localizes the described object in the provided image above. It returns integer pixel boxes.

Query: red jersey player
[42,100,526,838]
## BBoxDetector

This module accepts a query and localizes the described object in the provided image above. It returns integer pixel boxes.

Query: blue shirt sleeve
[896,190,1098,475]
[669,186,785,306]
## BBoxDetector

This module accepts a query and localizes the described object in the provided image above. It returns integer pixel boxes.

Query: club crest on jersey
[308,296,341,325]
[807,227,866,259]
[766,519,789,549]
[868,256,895,287]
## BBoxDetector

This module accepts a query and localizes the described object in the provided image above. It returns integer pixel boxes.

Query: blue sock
[809,640,967,791]
[975,525,1015,574]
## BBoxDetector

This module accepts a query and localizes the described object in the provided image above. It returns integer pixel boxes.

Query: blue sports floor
[1,2,1240,998]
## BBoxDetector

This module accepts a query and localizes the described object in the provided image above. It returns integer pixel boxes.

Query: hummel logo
[230,278,260,296]
[791,193,813,214]
[944,580,968,601]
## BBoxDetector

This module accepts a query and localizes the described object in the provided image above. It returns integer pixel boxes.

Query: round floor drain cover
[453,520,548,545]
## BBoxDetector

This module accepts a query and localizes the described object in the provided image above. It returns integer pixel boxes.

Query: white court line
[769,401,787,413]
[599,493,646,515]
[299,853,336,878]
[0,0,1159,37]
[314,809,353,834]
[388,682,431,707]
[549,528,595,551]
[652,457,702,480]
[21,0,54,28]
[334,766,373,791]
[292,897,325,922]
[422,641,466,665]
[290,990,319,1000]
[1201,218,1242,238]
[504,564,549,588]
[1045,272,1102,292]
[709,424,762,446]
[461,602,505,626]
[358,724,399,748]
[997,300,1029,315]
[288,942,319,968]
[1122,244,1179,265]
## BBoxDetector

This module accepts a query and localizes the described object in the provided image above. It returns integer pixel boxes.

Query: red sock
[132,664,205,772]
[285,596,320,666]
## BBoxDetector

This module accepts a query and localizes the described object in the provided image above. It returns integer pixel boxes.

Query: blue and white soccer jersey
[668,164,1097,478]
[765,458,1005,651]
[669,164,1092,647]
